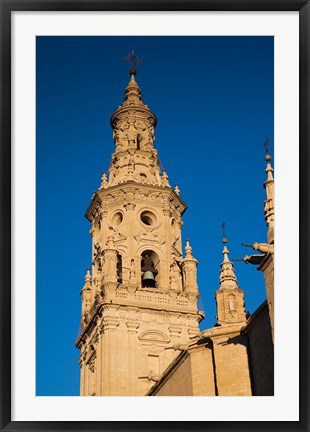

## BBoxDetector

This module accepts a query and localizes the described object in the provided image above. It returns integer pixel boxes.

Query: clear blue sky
[36,36,274,396]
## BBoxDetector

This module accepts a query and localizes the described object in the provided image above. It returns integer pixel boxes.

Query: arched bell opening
[117,253,123,284]
[141,250,159,288]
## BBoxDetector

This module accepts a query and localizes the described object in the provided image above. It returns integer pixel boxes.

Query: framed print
[1,1,309,431]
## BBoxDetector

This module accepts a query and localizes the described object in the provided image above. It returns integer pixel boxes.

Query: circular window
[140,210,156,226]
[111,211,123,227]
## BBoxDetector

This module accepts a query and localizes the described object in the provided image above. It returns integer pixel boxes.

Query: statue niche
[169,259,182,291]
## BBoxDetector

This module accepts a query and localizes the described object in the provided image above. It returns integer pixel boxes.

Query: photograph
[36,35,274,397]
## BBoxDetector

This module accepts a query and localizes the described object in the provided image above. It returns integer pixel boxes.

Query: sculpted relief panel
[113,116,155,153]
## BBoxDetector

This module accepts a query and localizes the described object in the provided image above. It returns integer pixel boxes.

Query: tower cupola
[111,72,157,127]
[219,239,239,290]
[106,69,163,188]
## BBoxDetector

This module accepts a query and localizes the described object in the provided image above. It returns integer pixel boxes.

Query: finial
[264,136,269,154]
[84,267,92,288]
[219,231,239,287]
[222,245,230,262]
[99,171,108,190]
[183,237,197,264]
[174,184,180,195]
[220,222,231,262]
[263,138,273,181]
[185,238,192,257]
[123,48,143,76]
[161,169,170,187]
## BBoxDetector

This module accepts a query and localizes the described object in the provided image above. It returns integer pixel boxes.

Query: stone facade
[151,352,193,396]
[246,302,274,396]
[148,303,273,396]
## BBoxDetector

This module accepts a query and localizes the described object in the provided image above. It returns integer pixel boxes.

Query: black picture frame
[1,1,309,431]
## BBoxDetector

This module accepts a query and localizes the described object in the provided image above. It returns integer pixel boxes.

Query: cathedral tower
[239,149,274,342]
[259,152,274,341]
[75,60,203,396]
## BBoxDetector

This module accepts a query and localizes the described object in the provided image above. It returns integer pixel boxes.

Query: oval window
[111,211,123,227]
[140,210,156,226]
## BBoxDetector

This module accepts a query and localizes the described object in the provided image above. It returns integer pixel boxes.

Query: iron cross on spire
[221,221,227,244]
[264,136,270,155]
[123,49,143,75]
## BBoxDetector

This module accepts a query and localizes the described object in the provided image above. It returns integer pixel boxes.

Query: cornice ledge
[84,192,101,222]
[75,304,103,348]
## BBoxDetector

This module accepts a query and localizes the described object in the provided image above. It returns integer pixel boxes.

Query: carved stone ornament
[126,320,140,332]
[138,330,170,346]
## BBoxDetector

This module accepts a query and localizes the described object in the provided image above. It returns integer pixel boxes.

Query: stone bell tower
[75,56,203,396]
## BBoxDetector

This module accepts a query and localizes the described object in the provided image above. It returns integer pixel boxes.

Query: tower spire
[219,235,239,290]
[106,53,162,188]
[215,226,246,326]
[263,141,274,243]
[84,266,92,288]
[124,73,142,105]
[233,141,275,341]
[121,49,144,105]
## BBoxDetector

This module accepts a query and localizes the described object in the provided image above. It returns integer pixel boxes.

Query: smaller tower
[260,150,274,341]
[215,234,246,326]
[237,146,275,342]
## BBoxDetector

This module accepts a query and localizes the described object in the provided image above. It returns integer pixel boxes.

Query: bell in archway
[142,270,156,288]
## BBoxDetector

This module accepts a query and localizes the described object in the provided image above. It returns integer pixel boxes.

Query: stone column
[126,311,140,395]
